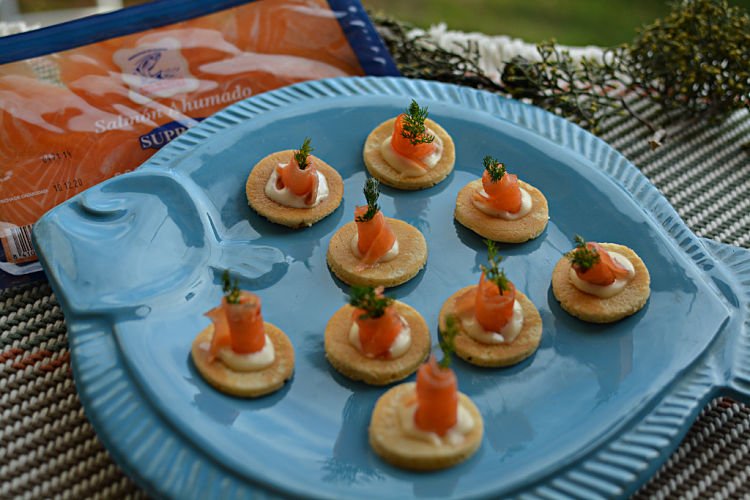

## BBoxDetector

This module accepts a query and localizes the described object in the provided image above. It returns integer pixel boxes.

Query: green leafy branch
[371,13,504,93]
[374,1,750,150]
[501,0,750,147]
[502,42,634,136]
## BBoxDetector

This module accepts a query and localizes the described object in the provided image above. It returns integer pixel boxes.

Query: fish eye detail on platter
[191,271,295,398]
[551,235,651,323]
[246,137,345,228]
[454,155,549,243]
[363,99,456,190]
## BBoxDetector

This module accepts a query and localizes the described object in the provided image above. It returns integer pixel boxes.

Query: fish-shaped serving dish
[33,77,750,498]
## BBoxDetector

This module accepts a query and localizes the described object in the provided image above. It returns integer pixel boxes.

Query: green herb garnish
[222,269,241,304]
[480,239,511,294]
[294,137,313,170]
[566,235,600,271]
[401,99,435,146]
[438,315,459,369]
[483,155,506,182]
[355,178,381,222]
[349,285,393,319]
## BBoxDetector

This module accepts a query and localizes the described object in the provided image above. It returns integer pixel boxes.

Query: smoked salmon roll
[455,155,549,243]
[246,137,344,228]
[363,100,455,190]
[552,235,650,323]
[324,285,430,385]
[439,240,543,367]
[191,270,294,398]
[368,315,484,470]
[326,178,427,288]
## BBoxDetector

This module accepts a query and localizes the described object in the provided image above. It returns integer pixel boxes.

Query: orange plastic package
[0,0,398,288]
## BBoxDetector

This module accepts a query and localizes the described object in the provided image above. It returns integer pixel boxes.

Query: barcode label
[1,224,36,263]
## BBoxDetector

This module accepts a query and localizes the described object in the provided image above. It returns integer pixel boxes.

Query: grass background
[14,0,750,47]
[363,0,750,46]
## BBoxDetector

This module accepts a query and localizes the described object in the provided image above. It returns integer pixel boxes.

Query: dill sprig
[294,137,313,170]
[483,155,506,182]
[480,239,511,294]
[349,285,393,319]
[222,269,241,304]
[438,315,459,369]
[401,100,435,146]
[566,235,600,271]
[355,178,381,222]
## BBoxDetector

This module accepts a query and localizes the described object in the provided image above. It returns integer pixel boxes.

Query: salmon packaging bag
[0,0,398,288]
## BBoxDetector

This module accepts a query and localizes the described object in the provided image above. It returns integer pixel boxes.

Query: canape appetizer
[324,285,430,385]
[327,178,427,288]
[369,316,483,470]
[191,271,294,397]
[363,100,455,190]
[455,156,548,243]
[438,240,543,367]
[552,236,650,323]
[246,137,344,228]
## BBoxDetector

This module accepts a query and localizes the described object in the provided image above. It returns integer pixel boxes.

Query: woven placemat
[609,110,750,499]
[2,27,750,500]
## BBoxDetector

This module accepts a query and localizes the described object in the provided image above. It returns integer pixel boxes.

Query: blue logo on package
[139,119,204,150]
[114,39,200,99]
[130,48,179,80]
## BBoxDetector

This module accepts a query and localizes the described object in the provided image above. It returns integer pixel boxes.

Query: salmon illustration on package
[0,0,398,288]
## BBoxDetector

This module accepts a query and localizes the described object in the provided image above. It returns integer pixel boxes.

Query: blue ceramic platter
[33,77,750,499]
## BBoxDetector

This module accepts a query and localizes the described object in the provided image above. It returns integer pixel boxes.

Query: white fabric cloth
[0,21,38,36]
[411,23,605,82]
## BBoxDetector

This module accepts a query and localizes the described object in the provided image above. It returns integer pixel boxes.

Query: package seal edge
[0,0,399,77]
[328,0,400,76]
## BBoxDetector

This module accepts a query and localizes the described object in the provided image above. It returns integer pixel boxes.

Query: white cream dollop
[215,334,275,371]
[459,298,524,344]
[349,314,411,359]
[350,233,399,263]
[473,186,533,220]
[380,129,443,177]
[264,165,329,208]
[569,251,635,298]
[397,392,475,446]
